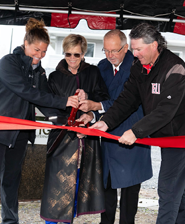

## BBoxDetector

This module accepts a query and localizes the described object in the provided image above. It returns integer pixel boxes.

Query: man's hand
[79,100,102,112]
[90,121,108,132]
[66,95,79,108]
[76,89,88,101]
[77,112,94,125]
[118,129,137,145]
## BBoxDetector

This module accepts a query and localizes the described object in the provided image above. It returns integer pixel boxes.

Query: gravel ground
[0,146,161,224]
[0,188,159,224]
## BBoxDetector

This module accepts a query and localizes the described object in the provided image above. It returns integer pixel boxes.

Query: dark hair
[129,23,167,53]
[63,34,87,54]
[24,18,50,45]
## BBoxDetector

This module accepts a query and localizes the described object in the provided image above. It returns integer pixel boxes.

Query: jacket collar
[135,48,166,75]
[56,58,90,75]
[13,45,34,72]
[102,50,134,73]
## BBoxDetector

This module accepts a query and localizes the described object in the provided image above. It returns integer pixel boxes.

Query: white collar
[112,63,122,73]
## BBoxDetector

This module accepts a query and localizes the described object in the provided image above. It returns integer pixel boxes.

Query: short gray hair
[63,34,87,54]
[104,29,127,46]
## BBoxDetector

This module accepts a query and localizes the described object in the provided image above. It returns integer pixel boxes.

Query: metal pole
[0,6,185,24]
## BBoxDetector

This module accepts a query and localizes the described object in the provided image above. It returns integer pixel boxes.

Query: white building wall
[1,20,185,72]
[0,26,12,58]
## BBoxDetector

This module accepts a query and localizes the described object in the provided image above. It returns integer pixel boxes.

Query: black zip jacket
[0,46,67,147]
[101,49,185,139]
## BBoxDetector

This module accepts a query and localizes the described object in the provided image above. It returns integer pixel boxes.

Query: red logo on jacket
[151,83,160,94]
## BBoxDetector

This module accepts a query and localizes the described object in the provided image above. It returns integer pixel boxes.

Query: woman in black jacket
[40,34,109,224]
[0,18,78,224]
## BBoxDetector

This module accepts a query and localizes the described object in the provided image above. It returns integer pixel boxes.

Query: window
[85,43,95,57]
[172,51,183,59]
[50,36,56,51]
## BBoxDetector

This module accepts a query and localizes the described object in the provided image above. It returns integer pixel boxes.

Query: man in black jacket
[92,23,185,224]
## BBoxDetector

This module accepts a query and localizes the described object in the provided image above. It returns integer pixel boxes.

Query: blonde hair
[63,34,87,54]
[24,18,50,45]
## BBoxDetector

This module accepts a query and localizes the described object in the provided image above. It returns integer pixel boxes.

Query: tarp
[0,0,185,34]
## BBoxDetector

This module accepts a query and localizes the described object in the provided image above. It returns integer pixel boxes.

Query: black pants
[156,147,185,224]
[100,173,141,224]
[0,131,29,224]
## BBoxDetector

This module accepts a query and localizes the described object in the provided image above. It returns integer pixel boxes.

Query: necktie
[114,68,118,76]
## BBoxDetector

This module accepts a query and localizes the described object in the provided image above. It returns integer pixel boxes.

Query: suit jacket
[98,50,153,189]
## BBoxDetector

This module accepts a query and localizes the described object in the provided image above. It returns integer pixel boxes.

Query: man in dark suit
[79,29,152,224]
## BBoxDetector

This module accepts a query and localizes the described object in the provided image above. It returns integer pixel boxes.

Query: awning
[0,0,185,35]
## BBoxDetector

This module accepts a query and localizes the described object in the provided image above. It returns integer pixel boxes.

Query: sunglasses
[64,53,82,58]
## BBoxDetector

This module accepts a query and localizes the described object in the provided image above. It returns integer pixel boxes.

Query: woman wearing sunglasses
[40,34,109,224]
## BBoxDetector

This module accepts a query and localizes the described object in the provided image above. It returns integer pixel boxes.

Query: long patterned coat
[40,59,109,223]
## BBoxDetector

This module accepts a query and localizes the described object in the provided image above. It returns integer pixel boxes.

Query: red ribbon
[0,116,184,148]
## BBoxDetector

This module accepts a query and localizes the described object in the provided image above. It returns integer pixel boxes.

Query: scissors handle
[67,92,79,126]
[67,92,90,128]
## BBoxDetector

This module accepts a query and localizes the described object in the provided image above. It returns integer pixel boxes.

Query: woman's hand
[77,129,86,139]
[76,113,93,138]
[118,129,137,145]
[76,118,86,139]
[66,95,79,108]
[76,89,88,101]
